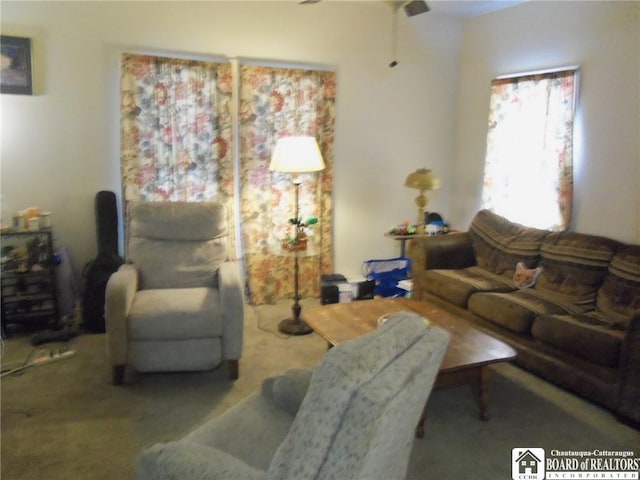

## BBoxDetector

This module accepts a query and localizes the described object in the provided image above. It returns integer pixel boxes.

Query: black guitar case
[82,191,124,333]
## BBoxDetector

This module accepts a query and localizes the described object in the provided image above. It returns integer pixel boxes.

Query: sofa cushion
[468,289,572,333]
[128,287,222,340]
[532,313,625,368]
[596,245,640,328]
[469,209,549,276]
[422,266,515,307]
[536,232,622,312]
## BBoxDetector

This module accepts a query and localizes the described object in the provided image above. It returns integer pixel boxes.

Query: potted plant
[282,216,318,252]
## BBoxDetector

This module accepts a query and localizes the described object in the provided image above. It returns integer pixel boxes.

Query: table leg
[414,365,491,438]
[478,366,490,421]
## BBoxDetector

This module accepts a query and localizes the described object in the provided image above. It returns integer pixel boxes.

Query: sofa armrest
[617,310,640,425]
[261,368,313,416]
[139,441,266,480]
[407,232,476,272]
[219,261,245,360]
[104,264,138,367]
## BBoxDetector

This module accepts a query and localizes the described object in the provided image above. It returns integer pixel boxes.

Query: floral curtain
[120,54,237,255]
[482,69,577,230]
[239,66,336,305]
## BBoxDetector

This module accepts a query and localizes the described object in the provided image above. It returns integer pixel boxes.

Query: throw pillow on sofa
[513,262,543,289]
[536,231,623,310]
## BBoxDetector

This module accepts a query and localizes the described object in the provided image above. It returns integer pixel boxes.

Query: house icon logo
[512,448,545,480]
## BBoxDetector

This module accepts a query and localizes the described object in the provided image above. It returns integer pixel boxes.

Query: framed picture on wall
[1,35,33,95]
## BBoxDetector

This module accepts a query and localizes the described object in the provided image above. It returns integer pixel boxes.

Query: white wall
[1,1,461,281]
[453,1,640,243]
[2,1,638,289]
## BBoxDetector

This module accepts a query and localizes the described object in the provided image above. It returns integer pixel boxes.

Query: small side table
[385,231,460,256]
[384,233,429,257]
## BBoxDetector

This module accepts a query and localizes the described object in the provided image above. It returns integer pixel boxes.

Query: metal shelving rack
[1,230,59,332]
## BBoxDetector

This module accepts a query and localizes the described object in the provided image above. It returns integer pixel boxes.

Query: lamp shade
[404,168,441,191]
[269,136,325,173]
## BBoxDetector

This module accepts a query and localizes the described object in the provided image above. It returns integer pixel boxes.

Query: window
[120,54,233,204]
[482,68,579,230]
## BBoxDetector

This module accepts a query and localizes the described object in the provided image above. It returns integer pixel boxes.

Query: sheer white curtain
[482,69,578,230]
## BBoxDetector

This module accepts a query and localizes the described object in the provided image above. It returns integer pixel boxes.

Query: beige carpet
[1,298,638,480]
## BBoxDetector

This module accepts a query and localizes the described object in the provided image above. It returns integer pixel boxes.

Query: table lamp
[269,136,325,335]
[405,168,440,234]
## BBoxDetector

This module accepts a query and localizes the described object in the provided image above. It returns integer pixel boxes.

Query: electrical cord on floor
[0,347,47,377]
[0,358,28,373]
[0,343,73,378]
[252,305,293,340]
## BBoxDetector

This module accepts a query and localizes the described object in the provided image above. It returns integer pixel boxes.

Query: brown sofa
[408,209,640,426]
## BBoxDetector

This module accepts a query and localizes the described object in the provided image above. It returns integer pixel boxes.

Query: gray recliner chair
[138,312,449,480]
[105,201,244,385]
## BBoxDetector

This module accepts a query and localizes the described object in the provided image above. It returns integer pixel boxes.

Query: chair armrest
[617,310,640,425]
[105,264,138,366]
[261,368,313,416]
[407,232,476,271]
[218,261,245,360]
[407,233,476,302]
[139,441,266,480]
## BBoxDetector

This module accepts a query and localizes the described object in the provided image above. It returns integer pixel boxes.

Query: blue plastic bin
[362,257,411,297]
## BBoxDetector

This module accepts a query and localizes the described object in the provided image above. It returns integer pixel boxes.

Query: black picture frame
[1,35,33,95]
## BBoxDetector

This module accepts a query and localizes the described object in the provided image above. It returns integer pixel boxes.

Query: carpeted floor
[1,298,638,480]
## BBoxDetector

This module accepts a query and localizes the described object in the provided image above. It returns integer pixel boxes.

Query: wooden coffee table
[302,297,517,437]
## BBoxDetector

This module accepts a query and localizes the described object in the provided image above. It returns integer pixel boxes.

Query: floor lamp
[269,136,325,335]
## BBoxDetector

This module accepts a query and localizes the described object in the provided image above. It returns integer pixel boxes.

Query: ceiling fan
[387,2,431,67]
[394,1,431,17]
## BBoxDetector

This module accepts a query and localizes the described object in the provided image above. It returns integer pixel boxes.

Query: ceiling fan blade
[403,0,430,16]
[300,0,322,3]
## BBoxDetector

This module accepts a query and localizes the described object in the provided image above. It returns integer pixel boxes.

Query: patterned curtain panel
[120,54,237,256]
[482,69,577,230]
[239,65,336,305]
